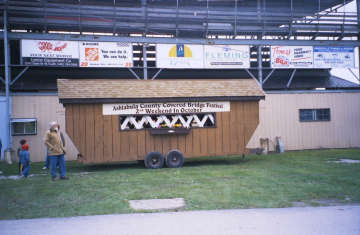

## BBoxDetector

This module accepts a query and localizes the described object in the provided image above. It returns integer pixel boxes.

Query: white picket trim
[120,114,215,130]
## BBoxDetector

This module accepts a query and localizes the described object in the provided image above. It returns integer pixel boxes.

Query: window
[299,109,330,122]
[11,119,37,135]
[119,113,216,131]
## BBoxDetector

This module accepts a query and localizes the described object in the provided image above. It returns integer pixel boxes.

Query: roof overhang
[57,78,265,104]
[59,96,265,104]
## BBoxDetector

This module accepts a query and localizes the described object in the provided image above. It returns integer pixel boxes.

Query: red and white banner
[21,40,79,67]
[271,46,313,68]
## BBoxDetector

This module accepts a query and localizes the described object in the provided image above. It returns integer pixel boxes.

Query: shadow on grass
[63,149,360,173]
[81,161,145,172]
[184,158,251,168]
[70,156,254,172]
[0,154,270,176]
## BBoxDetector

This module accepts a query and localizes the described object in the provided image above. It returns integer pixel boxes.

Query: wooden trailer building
[57,79,265,168]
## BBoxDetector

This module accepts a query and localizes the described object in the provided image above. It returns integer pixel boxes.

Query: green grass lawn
[1,149,360,220]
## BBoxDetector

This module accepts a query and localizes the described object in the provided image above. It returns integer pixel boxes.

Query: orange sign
[85,48,99,61]
[80,42,133,67]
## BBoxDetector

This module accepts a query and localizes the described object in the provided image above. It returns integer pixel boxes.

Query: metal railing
[0,0,357,38]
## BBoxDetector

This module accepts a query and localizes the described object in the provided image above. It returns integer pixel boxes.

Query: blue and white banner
[204,45,250,69]
[313,47,355,68]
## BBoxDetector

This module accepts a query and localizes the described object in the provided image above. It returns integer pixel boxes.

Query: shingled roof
[57,79,265,104]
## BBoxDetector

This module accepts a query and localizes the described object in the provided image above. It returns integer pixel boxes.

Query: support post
[257,0,262,35]
[128,68,141,80]
[176,0,179,37]
[262,0,266,35]
[246,69,263,87]
[142,0,148,80]
[262,69,275,84]
[245,69,257,80]
[4,9,12,150]
[286,69,297,88]
[10,66,29,85]
[143,43,148,80]
[257,0,263,86]
[289,0,293,38]
[205,0,209,38]
[151,68,163,80]
[142,0,147,33]
[258,46,263,86]
[357,0,360,82]
[348,68,360,81]
[234,0,237,38]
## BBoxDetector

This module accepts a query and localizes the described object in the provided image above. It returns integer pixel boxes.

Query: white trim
[11,118,37,123]
[265,89,360,94]
[0,92,58,96]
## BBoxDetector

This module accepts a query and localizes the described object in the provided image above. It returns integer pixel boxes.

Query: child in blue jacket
[19,143,31,178]
[17,139,27,176]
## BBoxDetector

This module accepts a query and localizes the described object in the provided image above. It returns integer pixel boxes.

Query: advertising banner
[204,45,250,69]
[271,46,313,68]
[21,39,79,67]
[79,42,133,67]
[156,44,204,68]
[313,47,355,68]
[103,101,230,115]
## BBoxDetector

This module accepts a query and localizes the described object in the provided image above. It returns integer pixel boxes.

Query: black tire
[165,150,184,168]
[145,152,164,169]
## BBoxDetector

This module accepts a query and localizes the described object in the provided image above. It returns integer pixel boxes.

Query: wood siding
[65,101,259,163]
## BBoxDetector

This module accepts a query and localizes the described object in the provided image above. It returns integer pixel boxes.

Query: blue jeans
[45,150,59,168]
[49,154,66,178]
[20,158,30,177]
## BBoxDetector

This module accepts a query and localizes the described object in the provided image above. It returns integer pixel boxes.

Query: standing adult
[44,121,69,181]
[43,125,64,170]
[0,138,2,160]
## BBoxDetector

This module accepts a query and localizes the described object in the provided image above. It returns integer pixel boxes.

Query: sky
[329,0,360,84]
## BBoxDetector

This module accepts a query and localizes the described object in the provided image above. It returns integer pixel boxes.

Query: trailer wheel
[145,152,164,169]
[165,150,184,168]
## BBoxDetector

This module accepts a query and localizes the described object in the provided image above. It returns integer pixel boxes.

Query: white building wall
[12,95,78,162]
[248,91,360,151]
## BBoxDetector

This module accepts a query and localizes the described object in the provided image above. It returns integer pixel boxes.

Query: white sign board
[156,44,204,68]
[271,46,313,68]
[103,101,230,115]
[79,42,133,67]
[21,39,79,67]
[313,47,355,68]
[204,45,250,69]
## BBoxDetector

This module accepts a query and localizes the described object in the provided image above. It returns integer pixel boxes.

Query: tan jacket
[44,130,66,156]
